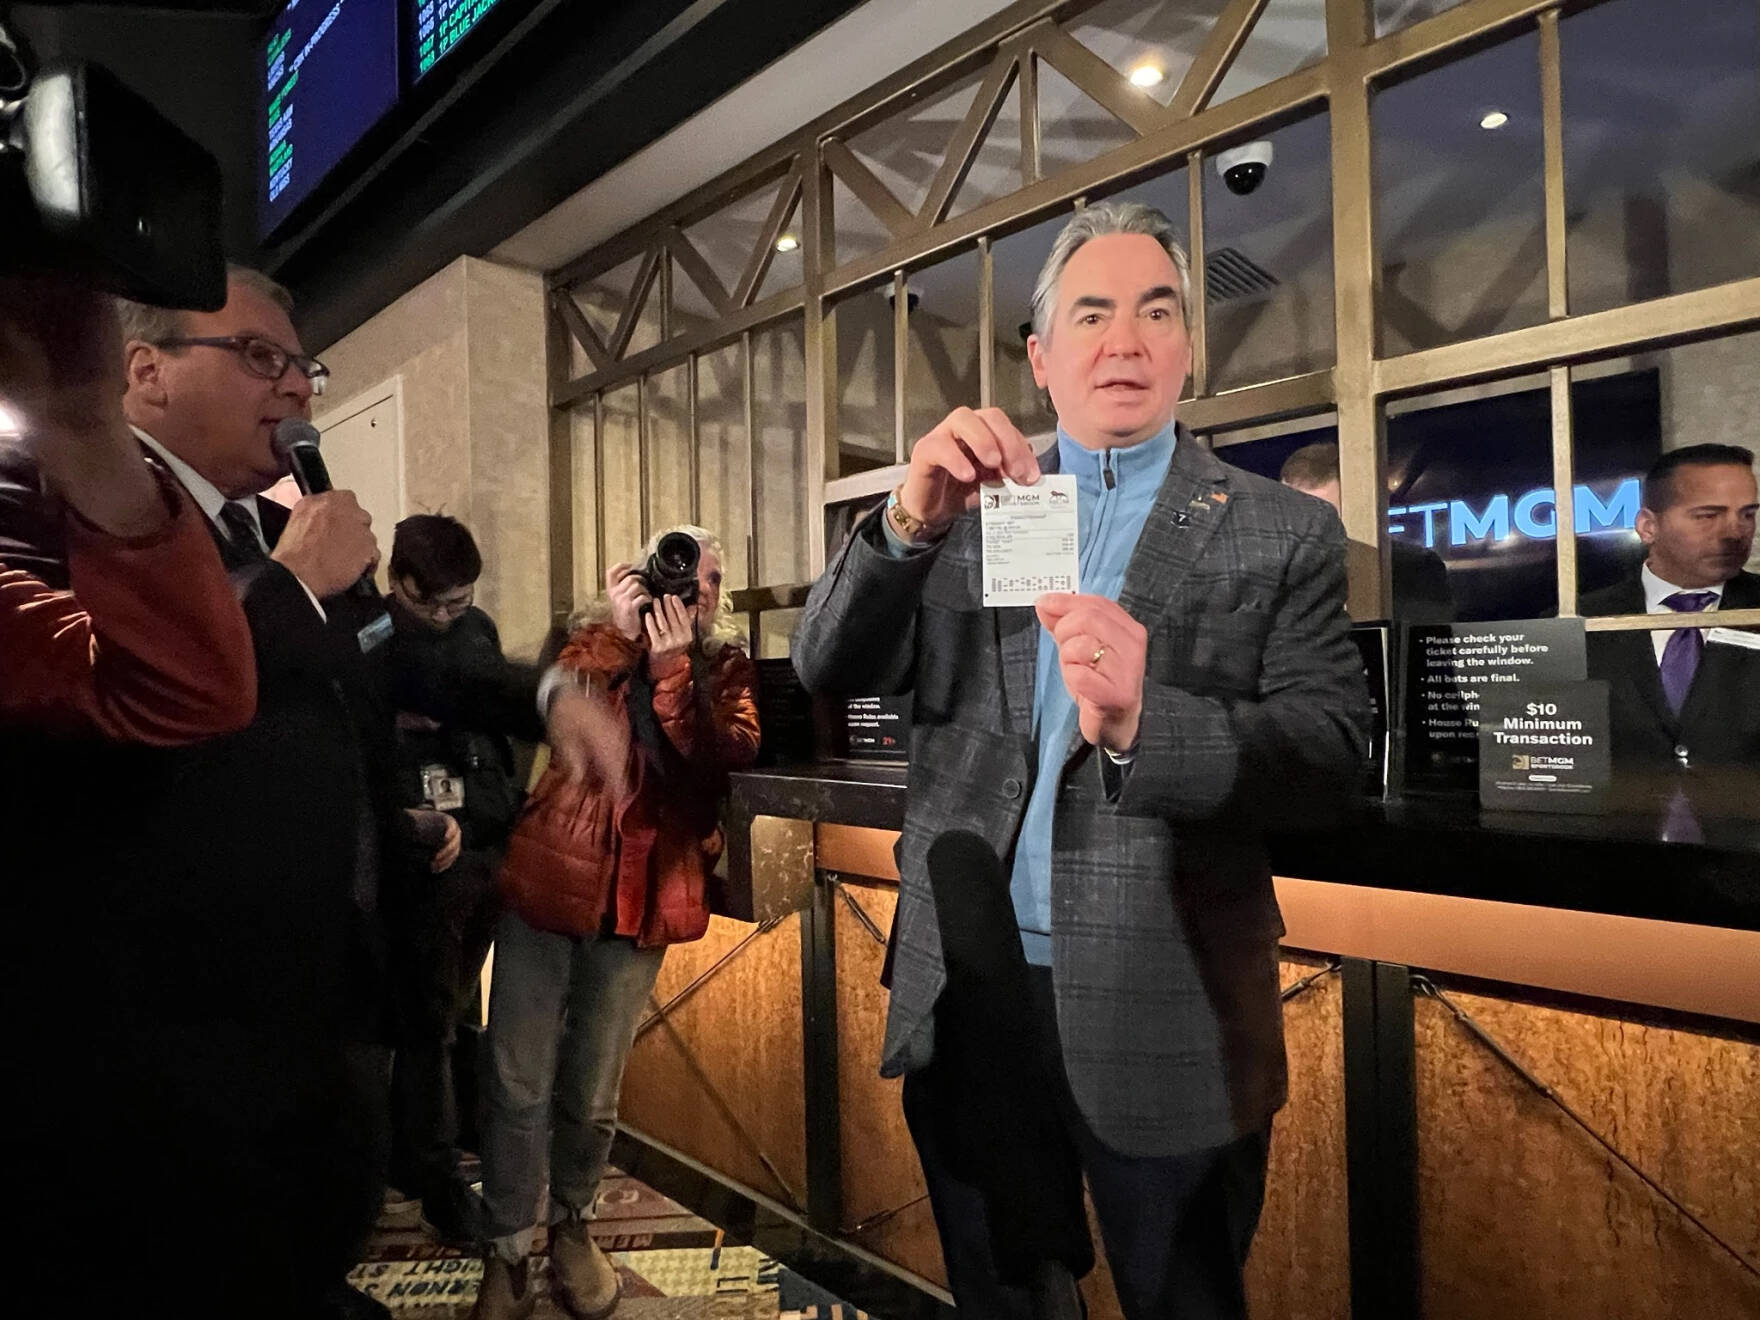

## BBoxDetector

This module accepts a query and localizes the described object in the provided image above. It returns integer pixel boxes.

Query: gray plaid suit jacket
[793,433,1369,1158]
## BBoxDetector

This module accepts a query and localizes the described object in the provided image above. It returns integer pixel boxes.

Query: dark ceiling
[7,0,870,347]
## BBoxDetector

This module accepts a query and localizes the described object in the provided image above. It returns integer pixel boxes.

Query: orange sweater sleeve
[649,645,761,770]
[0,490,257,743]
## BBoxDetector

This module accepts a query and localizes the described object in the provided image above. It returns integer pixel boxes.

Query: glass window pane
[846,71,985,219]
[752,318,810,590]
[569,405,598,606]
[835,284,898,475]
[756,196,804,303]
[1375,27,1547,355]
[1562,0,1760,315]
[680,173,799,315]
[906,247,982,450]
[990,210,1077,443]
[1211,0,1327,107]
[1202,107,1335,391]
[696,343,752,594]
[575,255,642,346]
[1573,327,1760,613]
[1566,328,1759,823]
[644,364,692,537]
[1064,0,1232,109]
[575,254,661,362]
[600,383,643,571]
[831,173,895,268]
[1374,0,1469,39]
[1384,376,1557,622]
[949,72,1022,220]
[1036,56,1137,178]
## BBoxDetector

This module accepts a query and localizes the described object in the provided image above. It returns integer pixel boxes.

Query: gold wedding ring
[1089,644,1108,667]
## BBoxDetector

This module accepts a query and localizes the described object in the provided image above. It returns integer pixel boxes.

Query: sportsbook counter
[610,761,1759,1320]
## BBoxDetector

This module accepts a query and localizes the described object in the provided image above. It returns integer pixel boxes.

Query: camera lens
[1223,162,1266,195]
[655,531,699,574]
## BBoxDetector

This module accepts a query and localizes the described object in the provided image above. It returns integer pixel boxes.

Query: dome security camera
[883,282,921,313]
[1214,141,1274,196]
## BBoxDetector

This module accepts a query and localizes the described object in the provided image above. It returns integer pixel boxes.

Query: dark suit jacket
[1580,569,1760,771]
[0,437,543,1042]
[794,435,1369,1158]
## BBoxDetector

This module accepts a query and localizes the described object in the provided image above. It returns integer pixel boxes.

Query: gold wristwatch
[885,485,946,546]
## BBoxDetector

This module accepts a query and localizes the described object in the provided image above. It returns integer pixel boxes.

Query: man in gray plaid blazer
[795,203,1368,1320]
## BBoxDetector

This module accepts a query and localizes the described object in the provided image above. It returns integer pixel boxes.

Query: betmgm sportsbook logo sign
[1389,479,1638,548]
[1510,753,1579,773]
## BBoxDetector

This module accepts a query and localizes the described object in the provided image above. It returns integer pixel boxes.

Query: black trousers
[32,1022,391,1320]
[903,966,1270,1320]
[389,846,501,1196]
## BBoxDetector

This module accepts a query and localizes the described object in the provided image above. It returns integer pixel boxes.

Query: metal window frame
[543,0,1760,631]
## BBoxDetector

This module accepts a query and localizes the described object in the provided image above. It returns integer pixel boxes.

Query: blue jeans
[479,909,665,1260]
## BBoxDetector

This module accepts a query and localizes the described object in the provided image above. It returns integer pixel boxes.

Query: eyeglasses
[153,335,331,397]
[409,585,474,621]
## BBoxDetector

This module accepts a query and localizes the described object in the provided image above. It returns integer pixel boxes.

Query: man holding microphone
[0,266,619,1319]
[795,203,1367,1320]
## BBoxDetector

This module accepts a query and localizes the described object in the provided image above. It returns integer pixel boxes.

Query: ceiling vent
[1204,246,1280,302]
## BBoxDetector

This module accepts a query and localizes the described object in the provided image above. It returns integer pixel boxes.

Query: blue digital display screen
[259,0,402,236]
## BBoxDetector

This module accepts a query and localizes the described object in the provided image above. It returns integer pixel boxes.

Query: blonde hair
[571,524,746,655]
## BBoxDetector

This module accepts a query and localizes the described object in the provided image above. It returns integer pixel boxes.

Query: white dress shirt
[135,427,326,620]
[1641,562,1723,666]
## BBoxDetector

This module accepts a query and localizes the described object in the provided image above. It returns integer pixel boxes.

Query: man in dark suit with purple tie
[1580,444,1759,782]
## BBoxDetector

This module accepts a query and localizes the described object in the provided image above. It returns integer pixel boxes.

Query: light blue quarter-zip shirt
[1009,421,1176,964]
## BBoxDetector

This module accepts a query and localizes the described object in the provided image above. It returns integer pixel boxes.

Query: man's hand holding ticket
[892,406,1043,533]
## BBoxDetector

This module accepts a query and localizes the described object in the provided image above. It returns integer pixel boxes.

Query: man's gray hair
[115,265,296,346]
[1029,201,1193,339]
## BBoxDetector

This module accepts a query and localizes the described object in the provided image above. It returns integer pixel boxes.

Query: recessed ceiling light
[774,233,800,253]
[1129,63,1164,89]
[1479,109,1509,130]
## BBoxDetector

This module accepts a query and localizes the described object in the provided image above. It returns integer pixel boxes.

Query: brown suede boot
[469,1255,536,1320]
[550,1219,620,1319]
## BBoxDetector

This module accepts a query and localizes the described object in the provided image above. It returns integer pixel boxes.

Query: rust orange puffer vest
[499,623,760,946]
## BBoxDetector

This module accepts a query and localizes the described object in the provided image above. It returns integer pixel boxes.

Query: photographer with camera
[471,526,760,1320]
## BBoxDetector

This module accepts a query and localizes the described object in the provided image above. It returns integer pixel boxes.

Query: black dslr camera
[637,531,701,609]
[1,19,225,308]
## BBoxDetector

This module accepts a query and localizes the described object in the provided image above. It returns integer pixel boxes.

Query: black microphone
[272,417,333,495]
[271,417,380,601]
[925,830,1028,987]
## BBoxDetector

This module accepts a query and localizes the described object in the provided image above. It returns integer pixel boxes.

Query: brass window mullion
[1326,0,1388,622]
[743,331,758,595]
[1019,49,1040,186]
[688,353,700,526]
[978,236,995,408]
[893,270,909,463]
[637,373,650,546]
[1187,150,1208,398]
[1549,366,1579,617]
[1539,7,1568,321]
[593,392,607,590]
[803,140,835,578]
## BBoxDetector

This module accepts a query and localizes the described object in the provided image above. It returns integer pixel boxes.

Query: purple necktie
[1658,591,1717,714]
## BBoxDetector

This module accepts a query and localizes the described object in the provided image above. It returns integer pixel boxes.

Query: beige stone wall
[312,257,552,657]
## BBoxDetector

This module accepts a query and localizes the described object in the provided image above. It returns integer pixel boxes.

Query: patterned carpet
[349,1163,870,1319]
